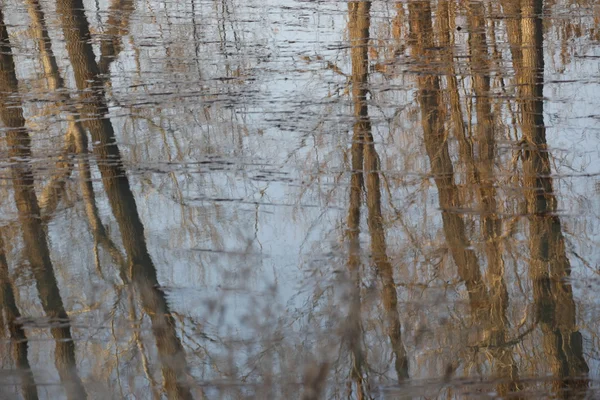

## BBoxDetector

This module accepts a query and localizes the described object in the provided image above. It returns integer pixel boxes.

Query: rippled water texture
[1,0,600,398]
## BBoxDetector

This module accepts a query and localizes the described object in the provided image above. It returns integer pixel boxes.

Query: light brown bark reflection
[409,4,520,389]
[346,3,367,392]
[466,3,520,395]
[347,1,409,384]
[26,0,84,219]
[437,0,473,179]
[0,9,87,399]
[408,1,487,311]
[518,0,589,395]
[56,1,195,398]
[29,0,127,270]
[99,0,135,76]
[346,122,367,399]
[25,0,119,273]
[363,117,409,384]
[501,0,523,78]
[0,233,38,400]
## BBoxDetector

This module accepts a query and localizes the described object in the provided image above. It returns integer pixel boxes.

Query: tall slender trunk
[56,2,194,398]
[408,1,487,312]
[346,2,367,390]
[437,0,475,180]
[346,123,367,399]
[0,233,38,400]
[0,9,87,399]
[349,1,409,383]
[466,2,520,394]
[27,0,84,218]
[28,0,126,271]
[518,0,588,395]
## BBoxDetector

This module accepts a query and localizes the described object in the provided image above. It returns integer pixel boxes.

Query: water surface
[1,0,600,398]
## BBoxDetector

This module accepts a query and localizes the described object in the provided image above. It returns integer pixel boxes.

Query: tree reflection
[408,1,488,310]
[0,0,596,397]
[0,232,38,400]
[344,1,408,392]
[405,0,589,395]
[518,0,589,395]
[57,0,195,397]
[0,7,87,399]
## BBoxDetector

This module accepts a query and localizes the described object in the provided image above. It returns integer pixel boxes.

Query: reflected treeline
[405,0,587,396]
[337,0,590,397]
[0,0,596,398]
[0,7,87,399]
[1,0,196,397]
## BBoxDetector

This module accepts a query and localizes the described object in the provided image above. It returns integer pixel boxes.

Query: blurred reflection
[0,8,87,399]
[99,0,136,77]
[345,3,368,396]
[518,0,589,395]
[409,1,488,309]
[0,0,597,397]
[464,2,520,395]
[57,0,195,398]
[345,2,408,393]
[0,232,38,400]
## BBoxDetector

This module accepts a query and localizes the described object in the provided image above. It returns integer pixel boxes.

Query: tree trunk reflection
[346,1,367,389]
[518,0,588,395]
[56,1,195,397]
[408,1,488,312]
[0,8,87,399]
[347,0,409,386]
[99,0,136,77]
[0,233,38,400]
[466,2,520,394]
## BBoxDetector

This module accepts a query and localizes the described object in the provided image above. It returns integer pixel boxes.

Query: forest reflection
[0,0,599,398]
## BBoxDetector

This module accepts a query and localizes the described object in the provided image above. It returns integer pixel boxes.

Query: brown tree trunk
[56,2,195,398]
[26,0,83,219]
[518,0,588,395]
[0,8,87,399]
[99,0,136,76]
[0,233,38,400]
[408,1,487,312]
[466,2,520,395]
[349,1,409,383]
[346,2,367,391]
